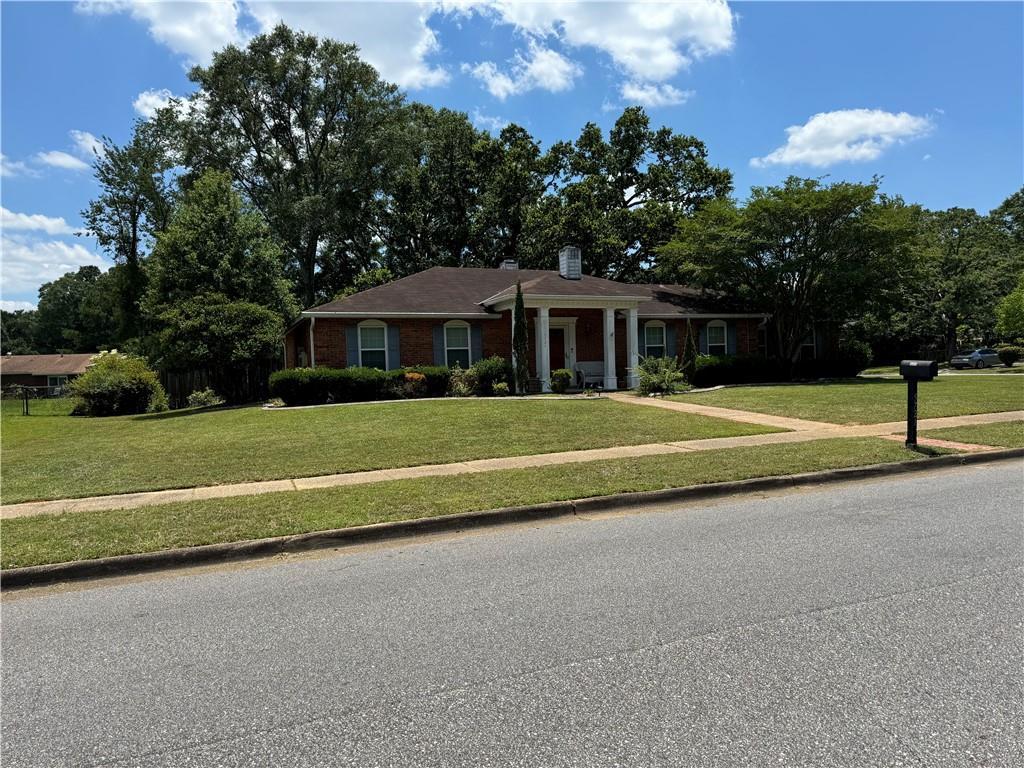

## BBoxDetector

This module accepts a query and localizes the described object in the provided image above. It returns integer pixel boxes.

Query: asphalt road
[3,461,1022,767]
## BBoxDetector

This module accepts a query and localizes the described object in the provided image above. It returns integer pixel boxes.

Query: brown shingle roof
[303,267,766,319]
[0,353,94,376]
[308,267,654,316]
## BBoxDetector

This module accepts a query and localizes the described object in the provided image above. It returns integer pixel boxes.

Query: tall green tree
[526,107,732,280]
[145,169,296,317]
[373,105,487,274]
[184,24,405,306]
[80,118,176,340]
[658,177,919,364]
[996,273,1024,340]
[475,123,556,266]
[145,169,295,396]
[34,266,120,353]
[1,310,39,355]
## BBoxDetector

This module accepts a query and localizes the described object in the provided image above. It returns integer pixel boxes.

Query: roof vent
[558,245,581,280]
[499,259,519,270]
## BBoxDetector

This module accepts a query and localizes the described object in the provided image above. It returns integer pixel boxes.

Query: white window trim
[47,375,68,389]
[444,320,471,368]
[358,319,389,369]
[643,320,666,358]
[706,320,727,356]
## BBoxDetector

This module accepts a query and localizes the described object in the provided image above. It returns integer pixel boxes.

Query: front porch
[520,304,645,393]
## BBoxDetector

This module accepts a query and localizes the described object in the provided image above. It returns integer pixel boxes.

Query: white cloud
[0,235,103,293]
[1,207,74,236]
[471,109,509,133]
[620,82,694,108]
[78,1,449,88]
[0,153,37,178]
[463,40,581,99]
[246,2,450,89]
[750,109,934,168]
[470,0,734,82]
[0,300,37,312]
[923,154,932,161]
[70,129,103,158]
[35,151,90,171]
[76,0,243,66]
[133,88,179,118]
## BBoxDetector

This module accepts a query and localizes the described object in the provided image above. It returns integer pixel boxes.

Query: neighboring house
[284,247,769,392]
[0,353,94,392]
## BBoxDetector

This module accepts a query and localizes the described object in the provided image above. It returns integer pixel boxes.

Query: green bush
[637,356,687,395]
[997,345,1023,367]
[492,382,510,397]
[470,355,512,396]
[186,388,225,409]
[69,352,168,416]
[549,368,573,393]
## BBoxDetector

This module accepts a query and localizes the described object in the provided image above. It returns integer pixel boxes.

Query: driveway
[2,462,1022,767]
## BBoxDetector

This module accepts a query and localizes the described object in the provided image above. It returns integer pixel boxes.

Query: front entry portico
[529,304,641,393]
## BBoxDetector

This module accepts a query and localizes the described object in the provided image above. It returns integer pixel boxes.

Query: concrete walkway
[2,408,1020,520]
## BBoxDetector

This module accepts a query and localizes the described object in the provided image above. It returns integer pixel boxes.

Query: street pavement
[2,461,1022,767]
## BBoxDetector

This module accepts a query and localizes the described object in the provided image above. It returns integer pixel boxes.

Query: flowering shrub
[447,364,478,397]
[402,371,427,398]
[492,382,510,396]
[186,388,225,409]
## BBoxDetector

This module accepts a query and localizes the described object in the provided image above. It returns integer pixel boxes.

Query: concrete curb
[4,448,1022,589]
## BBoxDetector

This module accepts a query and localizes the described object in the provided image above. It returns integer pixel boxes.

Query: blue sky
[2,1,1022,310]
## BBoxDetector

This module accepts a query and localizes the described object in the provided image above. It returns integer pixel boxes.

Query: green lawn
[0,398,779,504]
[1,437,936,568]
[862,365,1023,376]
[922,420,1024,448]
[670,377,1024,425]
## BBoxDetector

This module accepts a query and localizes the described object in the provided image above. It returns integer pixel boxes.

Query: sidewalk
[2,408,1020,520]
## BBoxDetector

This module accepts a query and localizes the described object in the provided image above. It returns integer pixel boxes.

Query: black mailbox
[900,360,938,381]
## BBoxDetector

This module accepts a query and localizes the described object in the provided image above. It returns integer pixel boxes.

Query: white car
[949,348,1001,369]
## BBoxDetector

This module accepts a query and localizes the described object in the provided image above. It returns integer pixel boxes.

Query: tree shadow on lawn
[130,403,260,422]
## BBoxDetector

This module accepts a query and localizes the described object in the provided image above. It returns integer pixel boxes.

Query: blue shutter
[727,321,738,356]
[345,326,359,367]
[433,325,445,366]
[470,324,483,364]
[698,324,708,354]
[386,325,401,370]
[666,323,678,358]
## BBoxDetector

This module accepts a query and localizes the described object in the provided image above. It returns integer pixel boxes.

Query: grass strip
[922,420,1024,448]
[670,377,1023,425]
[2,437,943,569]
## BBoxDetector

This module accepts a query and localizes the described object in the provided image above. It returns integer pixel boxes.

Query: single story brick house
[284,247,772,392]
[0,353,94,391]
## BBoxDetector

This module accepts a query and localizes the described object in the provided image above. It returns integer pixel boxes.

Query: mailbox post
[899,360,938,449]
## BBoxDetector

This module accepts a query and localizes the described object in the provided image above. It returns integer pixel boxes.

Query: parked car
[949,348,1001,369]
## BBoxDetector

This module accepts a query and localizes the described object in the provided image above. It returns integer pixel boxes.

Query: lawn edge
[4,447,1022,589]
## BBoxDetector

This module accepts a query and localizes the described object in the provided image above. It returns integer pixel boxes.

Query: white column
[537,306,551,393]
[309,317,317,369]
[626,307,639,388]
[602,307,617,391]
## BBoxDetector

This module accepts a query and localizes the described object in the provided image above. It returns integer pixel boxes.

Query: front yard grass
[922,420,1024,448]
[0,398,779,504]
[1,436,938,568]
[671,377,1023,425]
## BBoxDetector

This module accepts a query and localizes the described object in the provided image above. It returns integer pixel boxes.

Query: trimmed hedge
[690,348,871,389]
[269,365,457,406]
